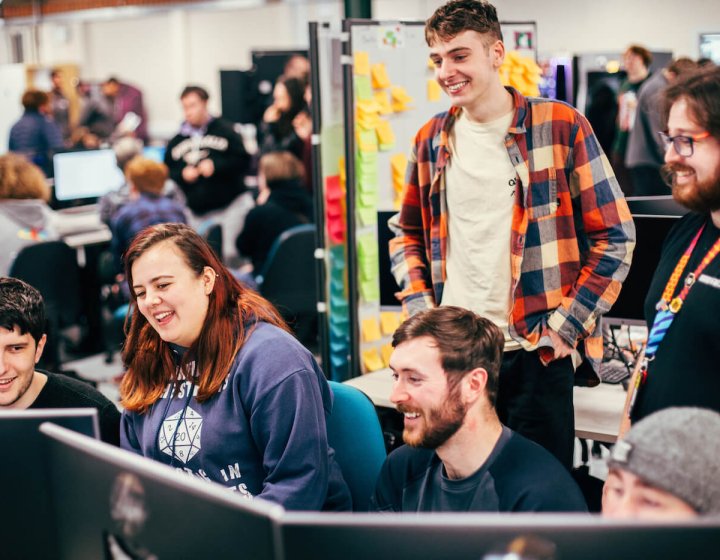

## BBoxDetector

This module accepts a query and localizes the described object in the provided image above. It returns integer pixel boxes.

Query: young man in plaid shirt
[389,0,635,469]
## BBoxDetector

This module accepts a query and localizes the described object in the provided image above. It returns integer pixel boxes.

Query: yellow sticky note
[427,57,435,70]
[354,51,370,76]
[427,79,442,102]
[362,317,382,342]
[362,347,385,372]
[391,153,407,175]
[371,63,391,89]
[380,311,401,336]
[381,343,394,367]
[374,91,392,115]
[390,86,413,104]
[376,119,396,148]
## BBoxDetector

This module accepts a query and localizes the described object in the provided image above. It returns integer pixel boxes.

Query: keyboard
[599,359,632,384]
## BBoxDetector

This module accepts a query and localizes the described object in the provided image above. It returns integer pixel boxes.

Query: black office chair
[9,241,83,370]
[197,221,223,264]
[256,224,318,350]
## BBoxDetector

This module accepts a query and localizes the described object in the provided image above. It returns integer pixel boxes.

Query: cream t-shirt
[441,108,520,351]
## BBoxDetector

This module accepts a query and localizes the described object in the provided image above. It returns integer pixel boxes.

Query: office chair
[257,224,318,349]
[327,381,387,511]
[197,221,223,264]
[9,241,83,370]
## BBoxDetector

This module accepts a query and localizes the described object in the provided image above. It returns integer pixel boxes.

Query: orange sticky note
[371,63,391,89]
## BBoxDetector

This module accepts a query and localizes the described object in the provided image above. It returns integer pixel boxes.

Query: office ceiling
[0,0,204,20]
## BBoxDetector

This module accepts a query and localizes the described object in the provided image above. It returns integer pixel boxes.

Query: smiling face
[389,336,468,449]
[663,97,720,213]
[0,326,46,408]
[602,469,697,520]
[131,240,216,348]
[429,29,504,116]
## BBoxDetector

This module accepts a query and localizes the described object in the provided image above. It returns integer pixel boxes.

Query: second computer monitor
[41,423,283,560]
[52,149,124,208]
[280,512,720,560]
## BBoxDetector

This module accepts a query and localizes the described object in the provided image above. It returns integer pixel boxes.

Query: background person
[235,151,313,280]
[371,307,587,513]
[8,89,64,177]
[603,407,720,519]
[119,223,351,511]
[109,156,188,272]
[165,85,252,262]
[0,154,59,278]
[0,277,120,445]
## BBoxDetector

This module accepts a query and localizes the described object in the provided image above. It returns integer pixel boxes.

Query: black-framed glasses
[658,130,711,157]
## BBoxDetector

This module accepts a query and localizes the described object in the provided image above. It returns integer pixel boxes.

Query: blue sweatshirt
[121,322,351,511]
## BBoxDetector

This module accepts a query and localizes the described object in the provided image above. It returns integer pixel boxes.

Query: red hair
[120,223,289,413]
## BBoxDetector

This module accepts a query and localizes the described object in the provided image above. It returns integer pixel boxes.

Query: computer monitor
[605,196,689,326]
[0,408,99,560]
[40,423,283,560]
[142,145,166,163]
[280,512,720,560]
[52,149,125,208]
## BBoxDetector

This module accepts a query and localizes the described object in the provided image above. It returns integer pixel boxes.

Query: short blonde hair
[259,151,305,184]
[0,153,51,201]
[125,156,168,195]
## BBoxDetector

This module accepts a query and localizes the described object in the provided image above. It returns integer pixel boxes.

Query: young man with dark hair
[0,277,120,445]
[371,306,587,513]
[628,66,720,422]
[389,0,635,470]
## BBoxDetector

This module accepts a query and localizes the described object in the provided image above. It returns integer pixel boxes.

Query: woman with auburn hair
[119,223,351,511]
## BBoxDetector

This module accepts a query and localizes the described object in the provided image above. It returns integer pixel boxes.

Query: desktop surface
[41,423,282,560]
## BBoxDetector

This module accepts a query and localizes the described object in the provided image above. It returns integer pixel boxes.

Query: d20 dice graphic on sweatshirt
[158,407,203,464]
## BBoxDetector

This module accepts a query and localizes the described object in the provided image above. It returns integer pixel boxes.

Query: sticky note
[357,129,378,152]
[357,207,377,227]
[360,278,380,302]
[376,120,396,150]
[381,343,394,367]
[427,79,442,102]
[362,317,382,342]
[362,347,385,372]
[371,63,391,89]
[354,75,372,101]
[390,86,413,104]
[374,91,392,115]
[380,311,401,335]
[427,57,435,70]
[354,51,370,75]
[325,175,342,201]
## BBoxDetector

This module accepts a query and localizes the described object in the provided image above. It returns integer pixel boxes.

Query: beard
[398,387,468,449]
[662,162,720,214]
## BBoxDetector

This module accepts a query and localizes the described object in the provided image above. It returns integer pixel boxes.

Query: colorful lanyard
[628,223,720,416]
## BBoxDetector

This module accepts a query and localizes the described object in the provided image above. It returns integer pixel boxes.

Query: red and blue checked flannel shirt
[389,88,636,365]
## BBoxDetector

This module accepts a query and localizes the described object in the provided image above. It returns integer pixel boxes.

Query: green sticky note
[354,75,372,101]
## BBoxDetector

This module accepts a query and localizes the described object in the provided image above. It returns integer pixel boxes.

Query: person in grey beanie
[602,407,720,519]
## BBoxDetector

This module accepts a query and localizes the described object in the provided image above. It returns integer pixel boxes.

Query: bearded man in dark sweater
[371,307,587,513]
[0,277,120,445]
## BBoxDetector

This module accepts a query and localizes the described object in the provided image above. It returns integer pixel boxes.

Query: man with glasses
[627,66,720,424]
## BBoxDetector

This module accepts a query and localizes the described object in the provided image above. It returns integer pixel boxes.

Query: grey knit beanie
[607,407,720,514]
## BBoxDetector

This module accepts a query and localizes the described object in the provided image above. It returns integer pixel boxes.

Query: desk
[344,369,626,443]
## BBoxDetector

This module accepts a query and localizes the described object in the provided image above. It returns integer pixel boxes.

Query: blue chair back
[327,381,387,511]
